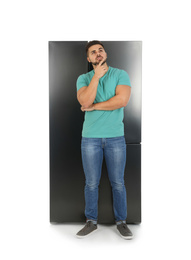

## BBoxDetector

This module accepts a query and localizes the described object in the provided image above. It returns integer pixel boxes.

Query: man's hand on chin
[81,104,95,112]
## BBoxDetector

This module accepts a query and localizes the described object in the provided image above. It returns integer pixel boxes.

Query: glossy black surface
[49,41,142,224]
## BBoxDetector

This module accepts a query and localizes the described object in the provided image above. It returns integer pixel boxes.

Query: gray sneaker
[117,223,133,239]
[76,221,97,238]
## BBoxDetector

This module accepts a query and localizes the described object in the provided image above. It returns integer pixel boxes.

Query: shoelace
[121,223,127,229]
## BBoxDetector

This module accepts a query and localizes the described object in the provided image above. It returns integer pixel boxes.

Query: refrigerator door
[49,41,87,222]
[101,41,142,144]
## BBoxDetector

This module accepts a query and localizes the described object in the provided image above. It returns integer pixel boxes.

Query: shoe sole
[76,228,98,239]
[117,229,133,240]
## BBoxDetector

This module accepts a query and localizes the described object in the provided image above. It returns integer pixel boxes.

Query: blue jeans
[81,136,127,223]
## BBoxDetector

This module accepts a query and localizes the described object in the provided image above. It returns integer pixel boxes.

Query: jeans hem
[86,219,97,225]
[116,220,127,225]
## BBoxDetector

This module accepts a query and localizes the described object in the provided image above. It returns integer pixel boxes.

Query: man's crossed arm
[81,85,131,112]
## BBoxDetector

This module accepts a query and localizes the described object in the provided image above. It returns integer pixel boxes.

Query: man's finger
[99,58,105,66]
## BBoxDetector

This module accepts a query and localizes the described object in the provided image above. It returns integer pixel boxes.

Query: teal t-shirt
[76,66,131,138]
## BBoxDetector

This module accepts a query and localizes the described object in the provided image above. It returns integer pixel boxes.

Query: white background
[1,0,191,259]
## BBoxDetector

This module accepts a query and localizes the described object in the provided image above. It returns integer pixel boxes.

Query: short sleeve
[76,74,87,91]
[117,70,131,87]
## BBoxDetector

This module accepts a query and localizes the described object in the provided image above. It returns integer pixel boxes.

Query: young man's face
[87,44,107,66]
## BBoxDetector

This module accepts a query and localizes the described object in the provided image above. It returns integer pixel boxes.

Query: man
[76,40,133,239]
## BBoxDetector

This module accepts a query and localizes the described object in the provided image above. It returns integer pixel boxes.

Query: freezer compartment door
[50,143,141,224]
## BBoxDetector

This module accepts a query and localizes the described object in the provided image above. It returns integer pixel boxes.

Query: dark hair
[86,40,105,55]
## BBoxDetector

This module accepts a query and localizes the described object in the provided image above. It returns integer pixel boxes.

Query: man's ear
[87,57,90,63]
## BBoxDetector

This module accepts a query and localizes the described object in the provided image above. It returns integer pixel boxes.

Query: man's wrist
[93,103,98,110]
[93,74,100,80]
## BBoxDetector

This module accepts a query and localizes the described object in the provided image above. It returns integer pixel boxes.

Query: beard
[91,57,107,66]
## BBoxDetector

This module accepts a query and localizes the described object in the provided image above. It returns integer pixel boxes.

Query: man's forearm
[93,95,125,111]
[79,75,99,108]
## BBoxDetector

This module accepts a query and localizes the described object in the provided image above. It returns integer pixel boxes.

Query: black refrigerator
[49,41,142,224]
